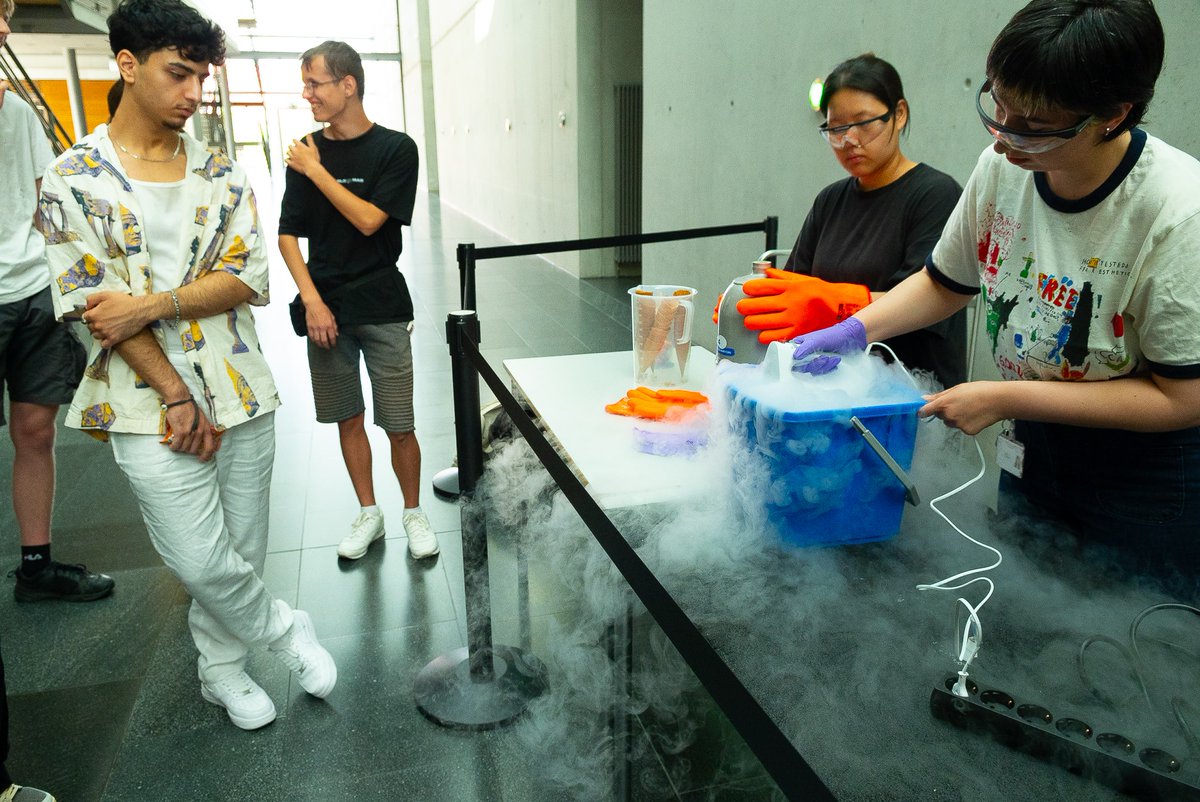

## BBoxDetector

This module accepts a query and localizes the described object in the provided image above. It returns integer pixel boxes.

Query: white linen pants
[111,412,292,683]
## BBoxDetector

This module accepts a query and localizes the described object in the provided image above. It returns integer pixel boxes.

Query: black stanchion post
[433,248,481,501]
[460,242,478,311]
[415,311,548,729]
[764,216,779,264]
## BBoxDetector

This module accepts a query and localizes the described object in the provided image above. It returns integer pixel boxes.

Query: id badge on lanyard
[996,421,1024,478]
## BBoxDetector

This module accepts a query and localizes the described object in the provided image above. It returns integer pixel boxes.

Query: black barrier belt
[468,220,771,260]
[462,335,834,802]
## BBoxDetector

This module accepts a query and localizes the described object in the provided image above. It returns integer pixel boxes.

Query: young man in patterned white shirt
[40,0,336,731]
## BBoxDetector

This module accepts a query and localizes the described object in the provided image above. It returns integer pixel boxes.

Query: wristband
[161,395,195,411]
[169,289,181,326]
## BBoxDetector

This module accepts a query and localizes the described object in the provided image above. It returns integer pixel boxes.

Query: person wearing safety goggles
[787,0,1200,586]
[736,54,966,388]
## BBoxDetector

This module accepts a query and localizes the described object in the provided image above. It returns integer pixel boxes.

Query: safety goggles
[976,80,1095,154]
[818,110,893,149]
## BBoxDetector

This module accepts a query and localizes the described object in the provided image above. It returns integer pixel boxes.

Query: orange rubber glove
[735,267,871,344]
[712,294,723,325]
[605,387,709,420]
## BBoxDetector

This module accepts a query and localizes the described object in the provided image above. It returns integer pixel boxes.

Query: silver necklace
[112,134,183,163]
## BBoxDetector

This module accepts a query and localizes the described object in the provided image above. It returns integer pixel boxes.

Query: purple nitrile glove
[790,318,867,376]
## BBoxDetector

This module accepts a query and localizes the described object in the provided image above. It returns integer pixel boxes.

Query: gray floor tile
[6,678,138,802]
[2,566,182,694]
[295,541,457,639]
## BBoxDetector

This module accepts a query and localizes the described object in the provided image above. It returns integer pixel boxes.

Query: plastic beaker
[629,285,696,386]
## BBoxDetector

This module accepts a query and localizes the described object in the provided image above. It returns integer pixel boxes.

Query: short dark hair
[107,0,225,66]
[301,41,365,100]
[986,0,1163,140]
[820,53,909,131]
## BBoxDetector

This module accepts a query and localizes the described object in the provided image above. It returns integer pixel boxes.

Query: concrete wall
[642,0,1200,349]
[415,0,584,272]
[399,0,641,277]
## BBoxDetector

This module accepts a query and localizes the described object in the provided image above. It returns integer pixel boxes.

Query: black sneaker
[13,561,115,603]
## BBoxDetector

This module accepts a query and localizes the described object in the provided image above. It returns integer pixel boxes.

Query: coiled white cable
[868,341,1003,697]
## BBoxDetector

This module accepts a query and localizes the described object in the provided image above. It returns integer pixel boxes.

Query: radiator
[614,83,643,267]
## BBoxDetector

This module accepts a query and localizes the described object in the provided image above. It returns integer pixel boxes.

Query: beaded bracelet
[169,288,181,326]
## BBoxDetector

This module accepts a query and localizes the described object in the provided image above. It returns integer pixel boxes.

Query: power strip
[928,674,1200,801]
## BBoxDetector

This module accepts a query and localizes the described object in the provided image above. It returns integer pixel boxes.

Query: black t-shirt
[783,163,967,386]
[278,124,418,324]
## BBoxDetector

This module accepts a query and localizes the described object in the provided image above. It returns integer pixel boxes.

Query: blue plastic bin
[726,381,923,547]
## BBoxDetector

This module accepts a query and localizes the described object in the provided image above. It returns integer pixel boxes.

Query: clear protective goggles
[976,80,1095,154]
[818,109,893,149]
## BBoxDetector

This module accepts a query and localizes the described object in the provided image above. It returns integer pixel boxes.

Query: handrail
[456,216,779,310]
[1,43,73,154]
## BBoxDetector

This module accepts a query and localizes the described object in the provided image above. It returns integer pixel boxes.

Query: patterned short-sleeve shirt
[40,125,281,436]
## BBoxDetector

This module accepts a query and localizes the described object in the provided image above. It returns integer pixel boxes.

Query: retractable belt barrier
[457,328,835,802]
[456,218,780,310]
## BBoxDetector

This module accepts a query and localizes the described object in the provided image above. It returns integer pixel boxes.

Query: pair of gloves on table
[718,268,870,374]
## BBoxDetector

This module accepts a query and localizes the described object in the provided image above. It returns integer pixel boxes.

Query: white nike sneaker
[269,608,337,698]
[200,671,277,730]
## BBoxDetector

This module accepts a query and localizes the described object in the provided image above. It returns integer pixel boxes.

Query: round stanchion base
[432,467,460,500]
[414,645,549,730]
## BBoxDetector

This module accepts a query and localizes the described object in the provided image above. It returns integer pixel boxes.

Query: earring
[1104,127,1111,135]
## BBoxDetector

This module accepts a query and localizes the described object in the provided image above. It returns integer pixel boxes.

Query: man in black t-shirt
[279,40,438,562]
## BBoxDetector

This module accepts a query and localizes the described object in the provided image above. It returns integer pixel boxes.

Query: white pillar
[217,66,235,155]
[415,0,440,193]
[64,48,87,141]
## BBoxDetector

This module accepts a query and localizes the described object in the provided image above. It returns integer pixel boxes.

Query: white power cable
[867,341,1004,697]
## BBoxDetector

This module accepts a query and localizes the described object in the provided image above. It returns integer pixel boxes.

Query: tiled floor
[0,184,776,800]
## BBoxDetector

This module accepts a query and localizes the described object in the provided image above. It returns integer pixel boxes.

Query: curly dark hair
[107,0,226,66]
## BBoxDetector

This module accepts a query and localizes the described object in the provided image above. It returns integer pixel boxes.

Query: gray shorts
[0,287,86,426]
[308,322,415,432]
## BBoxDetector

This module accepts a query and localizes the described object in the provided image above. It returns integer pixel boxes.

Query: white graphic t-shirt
[930,130,1200,382]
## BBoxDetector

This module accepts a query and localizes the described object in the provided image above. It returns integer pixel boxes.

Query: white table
[503,347,721,509]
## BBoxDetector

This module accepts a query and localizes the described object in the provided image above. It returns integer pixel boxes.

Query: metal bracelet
[169,288,181,326]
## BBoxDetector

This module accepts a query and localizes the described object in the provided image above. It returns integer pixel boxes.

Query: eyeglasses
[976,79,1095,154]
[301,78,339,95]
[818,110,893,149]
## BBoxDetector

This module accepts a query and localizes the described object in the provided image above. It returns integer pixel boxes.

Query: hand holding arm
[82,272,256,348]
[284,135,388,236]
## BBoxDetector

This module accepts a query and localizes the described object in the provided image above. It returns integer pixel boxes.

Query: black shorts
[0,287,87,425]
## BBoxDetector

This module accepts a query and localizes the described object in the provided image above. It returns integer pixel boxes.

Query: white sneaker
[200,671,277,730]
[270,608,337,698]
[338,510,385,560]
[403,509,440,559]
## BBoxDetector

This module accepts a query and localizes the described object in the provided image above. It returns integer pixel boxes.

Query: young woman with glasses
[791,0,1200,586]
[737,54,966,387]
